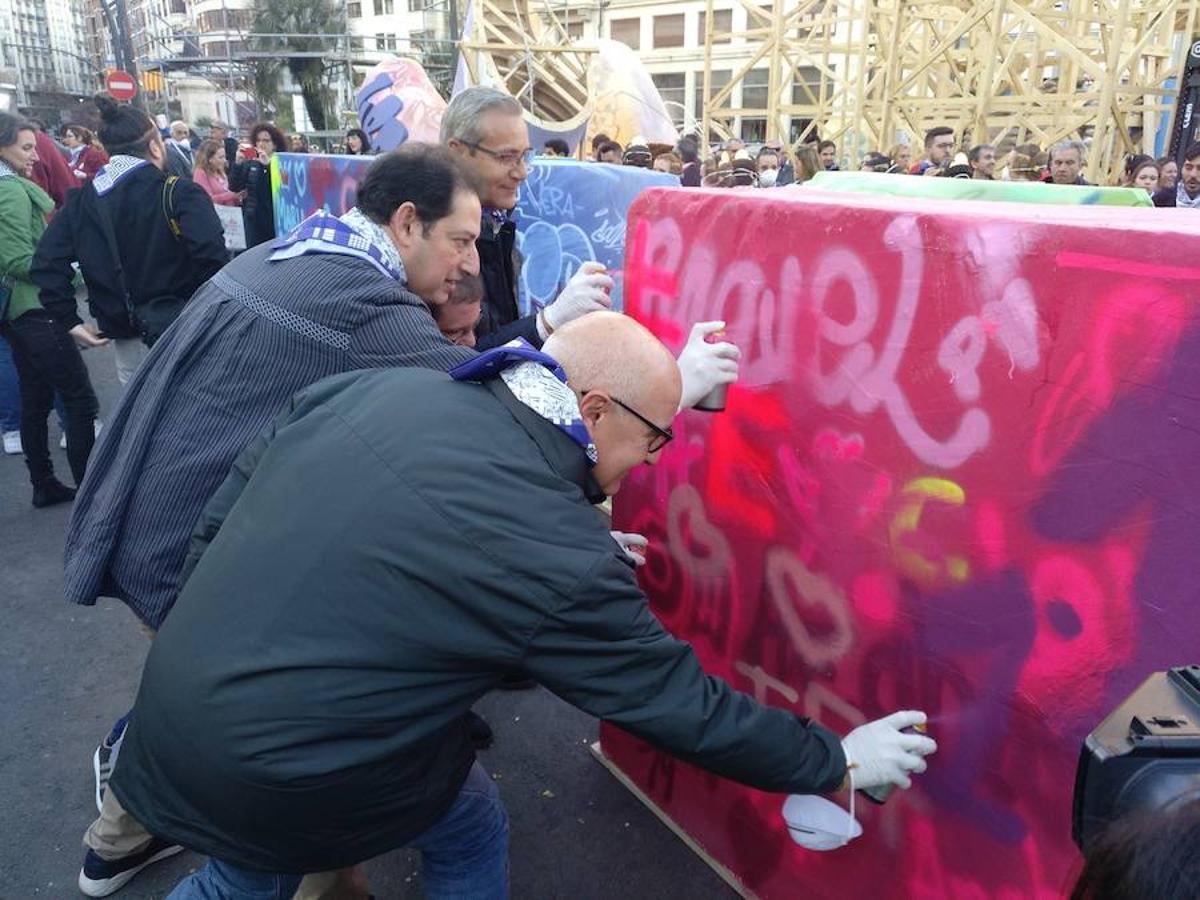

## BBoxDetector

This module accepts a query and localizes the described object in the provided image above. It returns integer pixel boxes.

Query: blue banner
[273,154,679,314]
[515,160,678,315]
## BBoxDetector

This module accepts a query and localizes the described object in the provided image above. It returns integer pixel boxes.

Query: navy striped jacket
[64,241,474,628]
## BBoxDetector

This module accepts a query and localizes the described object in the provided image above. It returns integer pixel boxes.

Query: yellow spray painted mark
[889,477,970,585]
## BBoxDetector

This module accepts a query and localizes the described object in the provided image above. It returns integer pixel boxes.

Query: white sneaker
[60,420,102,449]
[2,430,20,455]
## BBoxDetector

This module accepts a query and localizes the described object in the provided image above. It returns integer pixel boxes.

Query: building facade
[347,0,456,90]
[129,0,188,62]
[190,0,253,61]
[597,0,836,142]
[1,0,96,114]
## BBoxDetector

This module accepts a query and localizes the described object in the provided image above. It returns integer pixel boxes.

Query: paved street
[0,342,734,899]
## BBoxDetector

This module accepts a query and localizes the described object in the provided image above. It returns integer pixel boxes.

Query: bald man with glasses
[107,313,908,899]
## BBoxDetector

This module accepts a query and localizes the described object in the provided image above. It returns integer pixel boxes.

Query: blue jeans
[0,333,20,432]
[167,761,509,899]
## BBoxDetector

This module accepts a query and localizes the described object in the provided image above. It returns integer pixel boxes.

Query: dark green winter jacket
[111,365,846,873]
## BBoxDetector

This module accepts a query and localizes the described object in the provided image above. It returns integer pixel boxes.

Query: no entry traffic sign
[105,70,138,102]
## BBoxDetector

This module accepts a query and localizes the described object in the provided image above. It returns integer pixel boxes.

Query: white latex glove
[676,321,741,411]
[543,261,613,332]
[611,530,648,567]
[840,710,937,792]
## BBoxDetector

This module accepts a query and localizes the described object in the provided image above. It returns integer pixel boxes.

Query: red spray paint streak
[603,189,1200,899]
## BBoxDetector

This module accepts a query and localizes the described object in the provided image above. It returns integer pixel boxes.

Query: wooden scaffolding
[457,0,596,129]
[702,0,1200,180]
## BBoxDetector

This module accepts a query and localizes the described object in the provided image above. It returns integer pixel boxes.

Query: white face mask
[781,775,862,851]
[758,168,779,187]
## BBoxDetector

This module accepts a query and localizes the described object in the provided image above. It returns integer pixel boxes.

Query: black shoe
[78,838,183,897]
[467,710,494,749]
[32,478,76,508]
[498,672,535,690]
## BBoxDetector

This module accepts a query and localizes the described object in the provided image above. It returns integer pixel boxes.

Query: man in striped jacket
[67,140,741,897]
[68,145,494,897]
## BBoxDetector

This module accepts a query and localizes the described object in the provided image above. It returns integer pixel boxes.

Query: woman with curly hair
[229,121,285,247]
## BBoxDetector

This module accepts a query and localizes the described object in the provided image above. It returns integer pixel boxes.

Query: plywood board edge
[589,740,758,900]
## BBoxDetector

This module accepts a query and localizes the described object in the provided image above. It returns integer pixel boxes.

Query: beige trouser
[84,788,154,860]
[84,619,158,860]
[83,779,369,898]
[112,338,149,386]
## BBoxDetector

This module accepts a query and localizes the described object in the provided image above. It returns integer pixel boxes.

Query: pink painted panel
[602,188,1200,899]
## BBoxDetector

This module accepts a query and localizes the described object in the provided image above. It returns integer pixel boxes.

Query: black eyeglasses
[585,391,674,453]
[460,141,535,168]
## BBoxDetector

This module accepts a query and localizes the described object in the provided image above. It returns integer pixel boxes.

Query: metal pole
[99,0,125,71]
[224,0,235,125]
[113,0,147,109]
[448,0,460,77]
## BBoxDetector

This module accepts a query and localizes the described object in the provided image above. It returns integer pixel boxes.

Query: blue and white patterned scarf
[93,155,150,195]
[269,207,407,282]
[1178,182,1200,209]
[450,338,597,466]
[0,158,15,180]
[483,207,514,233]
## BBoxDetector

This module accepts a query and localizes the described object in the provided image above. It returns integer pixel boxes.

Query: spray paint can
[694,329,728,412]
[859,722,929,805]
[860,783,896,805]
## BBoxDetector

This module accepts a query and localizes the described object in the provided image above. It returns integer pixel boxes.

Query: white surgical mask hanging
[781,769,863,851]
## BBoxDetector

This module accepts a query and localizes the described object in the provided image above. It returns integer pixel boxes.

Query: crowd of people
[2,87,1195,898]
[0,108,392,479]
[0,87,940,899]
[564,124,1200,206]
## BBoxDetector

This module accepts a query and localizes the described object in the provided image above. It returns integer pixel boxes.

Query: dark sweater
[474,214,542,350]
[229,159,276,248]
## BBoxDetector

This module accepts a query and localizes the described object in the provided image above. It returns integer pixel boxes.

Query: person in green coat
[0,112,101,507]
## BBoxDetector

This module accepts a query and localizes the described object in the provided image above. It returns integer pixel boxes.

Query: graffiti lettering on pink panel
[602,188,1200,899]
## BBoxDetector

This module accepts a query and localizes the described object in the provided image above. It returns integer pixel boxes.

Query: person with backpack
[31,95,228,386]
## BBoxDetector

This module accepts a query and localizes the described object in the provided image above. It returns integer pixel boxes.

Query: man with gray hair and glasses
[1046,139,1091,185]
[441,86,741,411]
[440,87,606,351]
